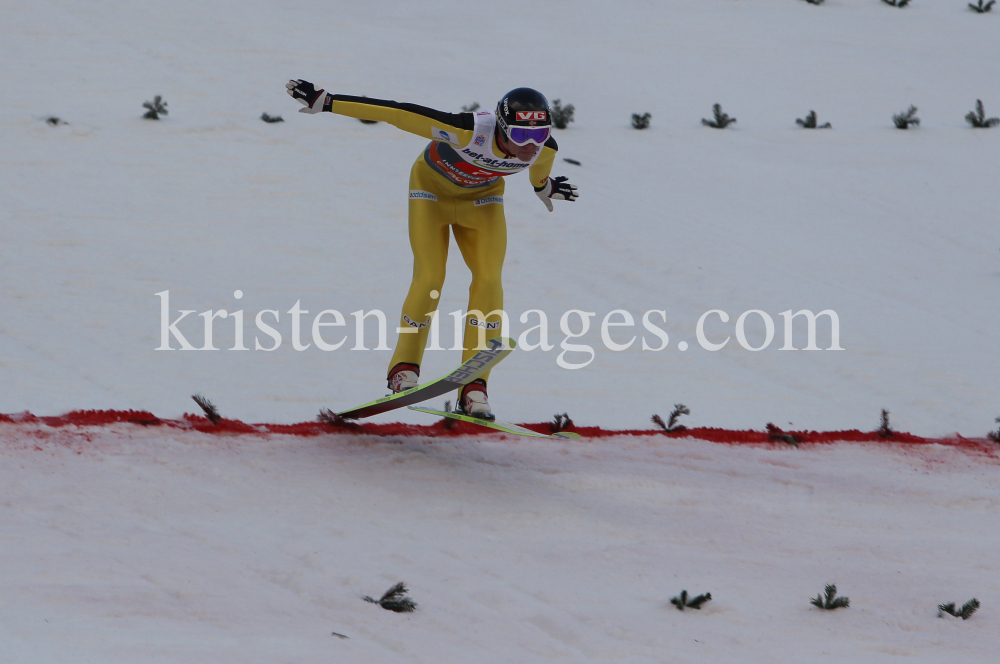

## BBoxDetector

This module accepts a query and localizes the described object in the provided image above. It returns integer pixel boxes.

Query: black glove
[534,176,579,212]
[286,79,330,114]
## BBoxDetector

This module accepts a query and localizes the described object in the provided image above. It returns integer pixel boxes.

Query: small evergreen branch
[686,592,712,609]
[461,102,480,112]
[965,100,999,128]
[363,582,417,613]
[882,0,911,6]
[668,404,690,430]
[330,631,349,639]
[766,423,800,447]
[969,0,995,12]
[442,400,456,429]
[959,598,980,619]
[796,111,831,129]
[142,95,168,120]
[563,158,582,166]
[892,105,919,129]
[938,598,980,619]
[551,99,575,129]
[191,394,221,424]
[667,405,688,430]
[631,112,651,129]
[877,409,893,438]
[702,104,736,129]
[552,413,574,433]
[802,0,825,4]
[988,417,1000,443]
[652,404,690,433]
[318,408,359,429]
[670,589,712,611]
[811,584,849,610]
[260,112,284,123]
[45,116,66,126]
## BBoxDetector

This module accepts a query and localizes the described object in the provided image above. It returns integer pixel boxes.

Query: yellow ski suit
[328,95,559,382]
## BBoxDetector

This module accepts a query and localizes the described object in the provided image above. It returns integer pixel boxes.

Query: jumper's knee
[410,271,446,299]
[469,275,503,301]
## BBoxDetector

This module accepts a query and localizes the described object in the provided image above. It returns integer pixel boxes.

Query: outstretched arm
[528,136,578,211]
[286,79,474,141]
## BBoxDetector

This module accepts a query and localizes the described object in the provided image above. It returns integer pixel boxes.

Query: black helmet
[496,88,552,146]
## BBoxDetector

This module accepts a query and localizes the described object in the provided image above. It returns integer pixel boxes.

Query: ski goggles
[506,124,550,146]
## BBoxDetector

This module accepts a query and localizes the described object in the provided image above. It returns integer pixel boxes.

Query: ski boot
[387,362,419,393]
[456,378,494,421]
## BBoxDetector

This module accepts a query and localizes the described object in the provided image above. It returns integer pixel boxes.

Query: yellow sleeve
[328,95,475,144]
[328,94,560,189]
[529,141,558,189]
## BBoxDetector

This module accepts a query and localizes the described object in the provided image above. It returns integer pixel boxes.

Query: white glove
[534,176,579,212]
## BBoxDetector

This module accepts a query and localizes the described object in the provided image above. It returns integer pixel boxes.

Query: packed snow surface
[2,425,998,663]
[3,2,1000,661]
[2,0,998,434]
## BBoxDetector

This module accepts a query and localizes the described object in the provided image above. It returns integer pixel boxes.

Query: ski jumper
[327,95,559,382]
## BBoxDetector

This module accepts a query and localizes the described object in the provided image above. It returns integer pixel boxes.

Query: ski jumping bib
[424,110,541,188]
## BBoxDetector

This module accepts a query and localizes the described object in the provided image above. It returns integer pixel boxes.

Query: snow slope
[3,3,1000,660]
[2,424,998,663]
[2,0,999,433]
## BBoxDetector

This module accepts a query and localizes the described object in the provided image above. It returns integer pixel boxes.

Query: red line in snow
[1,409,997,452]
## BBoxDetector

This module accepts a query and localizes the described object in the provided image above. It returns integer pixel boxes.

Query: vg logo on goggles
[497,110,551,146]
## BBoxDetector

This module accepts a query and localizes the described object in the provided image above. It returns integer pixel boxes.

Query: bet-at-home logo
[460,148,528,173]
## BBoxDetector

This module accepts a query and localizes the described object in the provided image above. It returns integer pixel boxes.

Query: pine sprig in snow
[877,409,893,438]
[317,408,358,429]
[892,106,920,129]
[766,423,801,447]
[965,100,999,128]
[882,0,912,6]
[631,112,651,129]
[191,394,221,424]
[552,413,574,434]
[796,110,831,129]
[988,417,1000,443]
[363,582,417,613]
[442,400,456,430]
[938,598,980,620]
[702,104,736,129]
[670,589,713,611]
[143,95,168,120]
[969,0,995,12]
[653,404,689,432]
[551,99,575,129]
[811,584,850,610]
